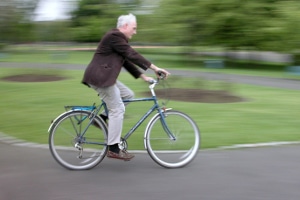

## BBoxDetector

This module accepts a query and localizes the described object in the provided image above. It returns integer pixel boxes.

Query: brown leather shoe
[107,150,135,161]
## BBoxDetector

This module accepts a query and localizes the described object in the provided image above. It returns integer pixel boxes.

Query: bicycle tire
[144,110,200,168]
[49,110,108,170]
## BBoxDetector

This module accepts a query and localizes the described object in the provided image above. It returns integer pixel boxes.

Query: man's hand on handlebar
[140,74,156,83]
[140,64,170,83]
[149,64,171,79]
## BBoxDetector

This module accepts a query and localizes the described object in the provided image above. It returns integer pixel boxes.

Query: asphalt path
[1,62,300,200]
[1,142,300,200]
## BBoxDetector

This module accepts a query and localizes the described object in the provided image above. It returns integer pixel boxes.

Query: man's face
[124,21,137,39]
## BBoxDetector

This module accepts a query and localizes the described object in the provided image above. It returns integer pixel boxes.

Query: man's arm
[111,31,170,79]
[123,60,143,79]
[110,32,151,70]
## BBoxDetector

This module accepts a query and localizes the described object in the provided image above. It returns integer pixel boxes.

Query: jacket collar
[111,28,128,42]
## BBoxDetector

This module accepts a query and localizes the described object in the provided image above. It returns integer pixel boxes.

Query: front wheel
[144,110,200,168]
[49,110,108,170]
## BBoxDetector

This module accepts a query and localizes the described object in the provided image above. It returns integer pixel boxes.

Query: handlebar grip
[157,71,166,79]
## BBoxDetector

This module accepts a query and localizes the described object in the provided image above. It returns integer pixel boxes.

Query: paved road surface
[1,142,299,200]
[1,62,300,200]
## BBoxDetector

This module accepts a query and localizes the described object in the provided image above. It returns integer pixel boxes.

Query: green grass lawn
[0,48,299,149]
[0,67,299,149]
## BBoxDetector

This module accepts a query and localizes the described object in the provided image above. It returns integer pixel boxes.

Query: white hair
[116,13,136,28]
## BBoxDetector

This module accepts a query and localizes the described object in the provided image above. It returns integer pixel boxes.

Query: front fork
[143,108,175,149]
[159,108,176,140]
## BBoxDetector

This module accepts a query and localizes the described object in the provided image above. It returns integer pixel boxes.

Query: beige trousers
[91,81,134,145]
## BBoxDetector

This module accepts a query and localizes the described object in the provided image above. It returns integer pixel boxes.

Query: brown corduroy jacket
[82,29,151,88]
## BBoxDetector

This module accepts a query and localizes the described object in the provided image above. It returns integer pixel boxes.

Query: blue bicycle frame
[65,81,175,144]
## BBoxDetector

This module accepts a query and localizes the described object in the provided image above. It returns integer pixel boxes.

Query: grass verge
[0,68,299,149]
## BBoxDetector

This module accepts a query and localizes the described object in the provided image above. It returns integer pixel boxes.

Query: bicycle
[48,76,201,170]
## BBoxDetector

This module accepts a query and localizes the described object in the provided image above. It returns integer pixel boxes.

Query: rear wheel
[49,110,108,170]
[145,110,200,168]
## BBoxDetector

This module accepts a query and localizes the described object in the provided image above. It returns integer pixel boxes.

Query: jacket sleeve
[110,32,151,70]
[123,60,143,79]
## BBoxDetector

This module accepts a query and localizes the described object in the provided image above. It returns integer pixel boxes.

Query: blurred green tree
[154,0,300,51]
[276,1,300,52]
[34,21,72,42]
[70,0,125,42]
[69,0,161,43]
[0,0,38,43]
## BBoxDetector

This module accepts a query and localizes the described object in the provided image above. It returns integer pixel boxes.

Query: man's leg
[100,81,134,120]
[116,80,134,102]
[93,84,124,146]
[91,84,134,160]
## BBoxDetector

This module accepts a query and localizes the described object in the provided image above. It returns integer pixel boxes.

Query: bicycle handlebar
[157,71,166,79]
[148,71,166,85]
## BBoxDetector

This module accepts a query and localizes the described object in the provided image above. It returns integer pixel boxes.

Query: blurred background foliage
[0,0,299,52]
